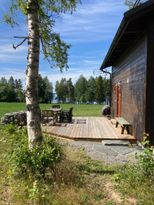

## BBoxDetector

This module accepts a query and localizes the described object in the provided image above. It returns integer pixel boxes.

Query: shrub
[137,136,154,180]
[4,125,62,180]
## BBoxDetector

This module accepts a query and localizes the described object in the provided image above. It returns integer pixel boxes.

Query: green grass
[0,125,154,205]
[0,102,103,117]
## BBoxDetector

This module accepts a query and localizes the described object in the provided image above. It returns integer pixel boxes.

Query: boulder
[1,111,27,126]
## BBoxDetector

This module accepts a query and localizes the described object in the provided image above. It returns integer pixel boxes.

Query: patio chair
[41,110,54,125]
[60,107,73,123]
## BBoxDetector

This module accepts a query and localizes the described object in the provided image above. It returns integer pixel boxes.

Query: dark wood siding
[112,36,147,141]
[146,21,154,144]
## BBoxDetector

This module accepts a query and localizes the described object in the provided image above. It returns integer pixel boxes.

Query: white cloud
[0,44,27,53]
[0,44,27,62]
[83,59,101,65]
[41,68,94,87]
[0,68,25,80]
[55,0,126,43]
[0,0,127,88]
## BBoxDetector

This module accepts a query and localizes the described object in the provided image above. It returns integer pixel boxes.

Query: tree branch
[14,36,28,38]
[13,37,28,49]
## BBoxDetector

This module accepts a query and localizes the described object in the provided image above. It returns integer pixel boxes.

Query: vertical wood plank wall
[112,36,147,142]
[146,21,154,144]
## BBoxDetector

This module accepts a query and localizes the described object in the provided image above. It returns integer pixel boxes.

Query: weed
[137,136,154,180]
[78,158,115,176]
[80,193,89,205]
[114,161,154,204]
[94,193,104,201]
[4,125,62,180]
[105,201,114,205]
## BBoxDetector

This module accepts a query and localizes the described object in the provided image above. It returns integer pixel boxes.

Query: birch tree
[4,0,80,148]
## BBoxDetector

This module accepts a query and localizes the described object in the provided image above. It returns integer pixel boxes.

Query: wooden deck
[42,117,136,141]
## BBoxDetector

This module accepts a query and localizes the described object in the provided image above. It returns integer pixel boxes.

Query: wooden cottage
[100,0,154,144]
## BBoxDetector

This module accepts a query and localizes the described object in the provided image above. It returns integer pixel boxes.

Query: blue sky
[0,0,128,87]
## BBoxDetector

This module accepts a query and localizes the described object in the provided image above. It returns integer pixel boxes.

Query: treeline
[38,75,53,103]
[55,75,110,104]
[0,75,110,104]
[0,77,24,102]
[0,75,53,103]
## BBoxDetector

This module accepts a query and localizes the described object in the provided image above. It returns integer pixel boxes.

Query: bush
[4,125,62,180]
[114,137,154,184]
[137,137,154,180]
[1,125,83,204]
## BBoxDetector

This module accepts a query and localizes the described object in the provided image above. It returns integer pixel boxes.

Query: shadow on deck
[42,117,136,142]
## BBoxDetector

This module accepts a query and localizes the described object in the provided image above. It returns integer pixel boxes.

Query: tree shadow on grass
[77,163,115,175]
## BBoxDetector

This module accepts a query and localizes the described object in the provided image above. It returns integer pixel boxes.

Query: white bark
[26,0,42,149]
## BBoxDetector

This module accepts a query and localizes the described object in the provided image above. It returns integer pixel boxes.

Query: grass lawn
[0,102,103,117]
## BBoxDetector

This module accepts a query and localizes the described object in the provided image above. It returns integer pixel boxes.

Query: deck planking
[42,117,136,141]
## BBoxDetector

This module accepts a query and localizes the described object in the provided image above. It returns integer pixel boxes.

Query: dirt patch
[105,180,137,205]
[126,197,137,205]
[105,181,123,204]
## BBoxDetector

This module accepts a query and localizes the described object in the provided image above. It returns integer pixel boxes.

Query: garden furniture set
[41,105,73,125]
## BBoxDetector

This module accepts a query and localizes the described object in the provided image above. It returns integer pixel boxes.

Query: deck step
[102,140,132,146]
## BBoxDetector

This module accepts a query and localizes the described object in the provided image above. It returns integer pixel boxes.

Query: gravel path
[67,140,143,164]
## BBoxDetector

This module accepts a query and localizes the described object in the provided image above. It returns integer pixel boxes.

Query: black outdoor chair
[41,110,54,125]
[60,107,73,123]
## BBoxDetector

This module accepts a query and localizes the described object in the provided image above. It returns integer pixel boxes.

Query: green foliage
[55,78,68,103]
[86,76,96,103]
[113,138,154,184]
[4,123,17,135]
[38,75,53,103]
[113,163,154,204]
[137,136,154,180]
[4,0,81,71]
[0,76,24,102]
[73,75,110,104]
[112,138,154,204]
[66,78,75,103]
[0,125,83,204]
[4,125,62,180]
[95,76,105,104]
[1,125,154,204]
[41,32,70,70]
[55,78,75,103]
[0,75,54,103]
[78,159,115,175]
[14,79,25,102]
[75,75,88,103]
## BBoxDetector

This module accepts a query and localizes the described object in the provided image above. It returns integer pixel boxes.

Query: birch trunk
[26,0,42,148]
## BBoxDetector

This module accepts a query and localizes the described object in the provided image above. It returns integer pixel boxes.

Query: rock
[1,111,27,126]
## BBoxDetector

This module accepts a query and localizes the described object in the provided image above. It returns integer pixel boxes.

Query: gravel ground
[66,140,143,164]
